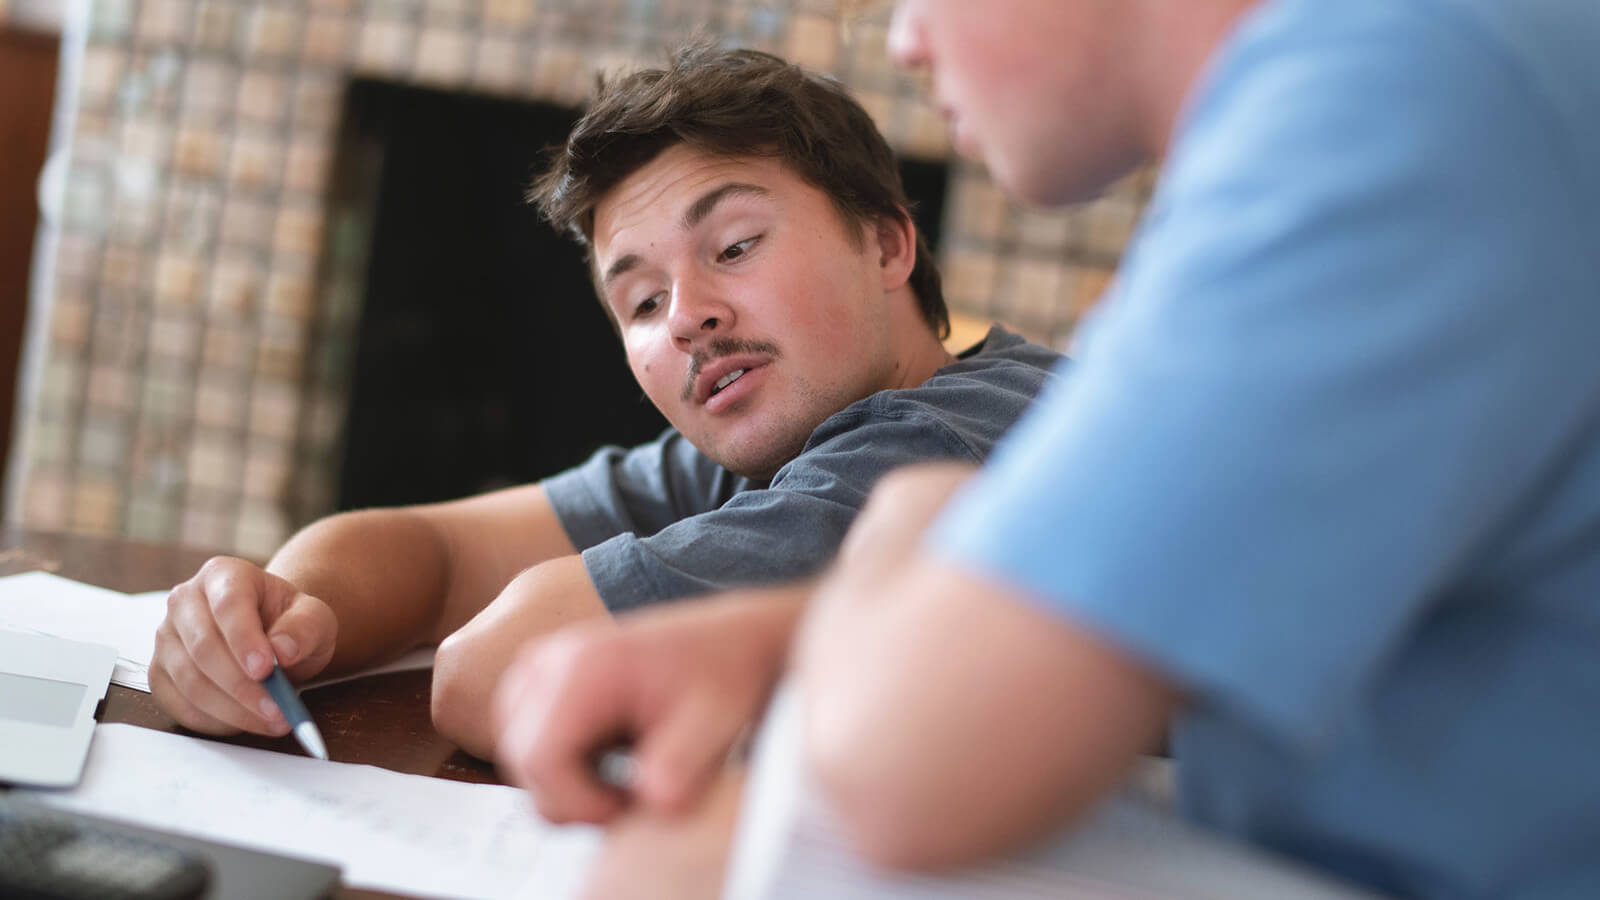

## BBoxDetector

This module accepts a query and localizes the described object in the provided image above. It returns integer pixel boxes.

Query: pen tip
[295,722,330,761]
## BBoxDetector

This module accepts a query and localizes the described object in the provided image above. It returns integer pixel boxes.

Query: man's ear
[872,211,918,293]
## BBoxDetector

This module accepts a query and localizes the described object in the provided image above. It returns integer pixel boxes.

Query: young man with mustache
[148,44,1061,760]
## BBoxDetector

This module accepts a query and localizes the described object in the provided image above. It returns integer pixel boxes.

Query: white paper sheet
[0,572,435,693]
[23,723,600,900]
[0,572,164,691]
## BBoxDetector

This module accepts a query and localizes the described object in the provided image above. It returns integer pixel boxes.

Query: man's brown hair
[529,43,949,338]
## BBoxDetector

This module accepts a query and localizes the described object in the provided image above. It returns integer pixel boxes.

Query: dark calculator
[0,799,210,900]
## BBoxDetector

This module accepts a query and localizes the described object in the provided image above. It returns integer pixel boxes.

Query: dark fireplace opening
[334,78,948,512]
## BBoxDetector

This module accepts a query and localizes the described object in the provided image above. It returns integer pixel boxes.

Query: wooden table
[0,528,503,898]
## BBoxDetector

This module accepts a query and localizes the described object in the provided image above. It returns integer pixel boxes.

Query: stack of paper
[0,571,167,690]
[0,571,434,693]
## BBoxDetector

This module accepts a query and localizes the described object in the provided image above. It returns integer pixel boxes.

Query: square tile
[173,124,223,176]
[153,251,204,307]
[237,70,290,126]
[291,73,343,131]
[249,380,298,441]
[483,0,535,29]
[357,16,417,76]
[79,419,129,469]
[283,134,332,194]
[135,0,188,45]
[234,501,289,560]
[227,130,286,192]
[70,476,123,534]
[301,12,354,65]
[208,253,262,318]
[188,430,246,492]
[194,375,246,427]
[162,178,222,251]
[191,0,239,53]
[244,5,303,59]
[264,265,315,319]
[201,322,252,371]
[54,235,100,284]
[273,203,324,258]
[79,45,129,113]
[126,494,178,542]
[473,34,525,92]
[180,58,239,122]
[415,26,472,85]
[49,289,92,346]
[39,356,84,410]
[98,244,145,289]
[785,13,839,73]
[255,316,307,381]
[89,0,135,40]
[23,473,70,531]
[87,363,135,413]
[181,501,234,550]
[243,446,292,501]
[219,194,275,250]
[138,362,190,418]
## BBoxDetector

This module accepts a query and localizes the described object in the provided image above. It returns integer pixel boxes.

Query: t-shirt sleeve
[930,8,1596,749]
[584,400,991,613]
[543,428,737,550]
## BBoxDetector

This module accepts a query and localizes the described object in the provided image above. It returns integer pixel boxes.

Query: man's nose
[668,280,735,350]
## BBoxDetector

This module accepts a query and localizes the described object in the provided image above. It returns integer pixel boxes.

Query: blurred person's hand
[577,767,746,900]
[150,556,338,737]
[492,587,805,825]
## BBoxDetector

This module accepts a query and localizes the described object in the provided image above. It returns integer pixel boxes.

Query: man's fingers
[148,662,241,735]
[495,631,632,824]
[634,692,741,814]
[197,558,276,680]
[270,592,339,681]
[151,620,286,736]
[167,572,280,730]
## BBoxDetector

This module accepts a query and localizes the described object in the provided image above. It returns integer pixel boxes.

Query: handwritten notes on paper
[23,723,600,900]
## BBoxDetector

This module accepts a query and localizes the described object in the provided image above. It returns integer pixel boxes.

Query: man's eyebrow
[601,253,640,290]
[683,182,770,231]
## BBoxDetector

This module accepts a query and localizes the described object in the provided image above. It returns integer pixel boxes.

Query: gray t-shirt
[543,326,1064,611]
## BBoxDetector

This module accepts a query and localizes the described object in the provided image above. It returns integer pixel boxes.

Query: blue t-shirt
[932,1,1600,898]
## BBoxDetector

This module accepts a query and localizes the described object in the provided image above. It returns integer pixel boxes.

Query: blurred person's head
[531,45,952,481]
[885,0,1257,205]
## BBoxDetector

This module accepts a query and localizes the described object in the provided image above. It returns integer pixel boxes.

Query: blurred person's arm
[794,465,1181,871]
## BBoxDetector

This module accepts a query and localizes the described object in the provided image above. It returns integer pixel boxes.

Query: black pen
[261,665,329,760]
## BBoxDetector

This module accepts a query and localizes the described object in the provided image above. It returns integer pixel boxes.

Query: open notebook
[725,686,1386,900]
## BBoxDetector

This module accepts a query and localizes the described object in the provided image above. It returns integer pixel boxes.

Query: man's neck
[886,311,962,392]
[1130,0,1262,157]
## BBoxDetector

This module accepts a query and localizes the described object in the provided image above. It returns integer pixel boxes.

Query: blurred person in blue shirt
[494,1,1600,897]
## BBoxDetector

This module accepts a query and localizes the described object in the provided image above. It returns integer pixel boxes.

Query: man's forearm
[267,509,455,675]
[432,555,610,758]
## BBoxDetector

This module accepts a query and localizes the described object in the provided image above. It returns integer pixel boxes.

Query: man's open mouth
[710,368,748,397]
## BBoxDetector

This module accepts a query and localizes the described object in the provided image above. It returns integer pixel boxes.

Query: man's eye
[632,293,663,319]
[719,236,760,262]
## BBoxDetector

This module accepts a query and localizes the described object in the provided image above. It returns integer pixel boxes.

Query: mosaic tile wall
[15,0,1149,558]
